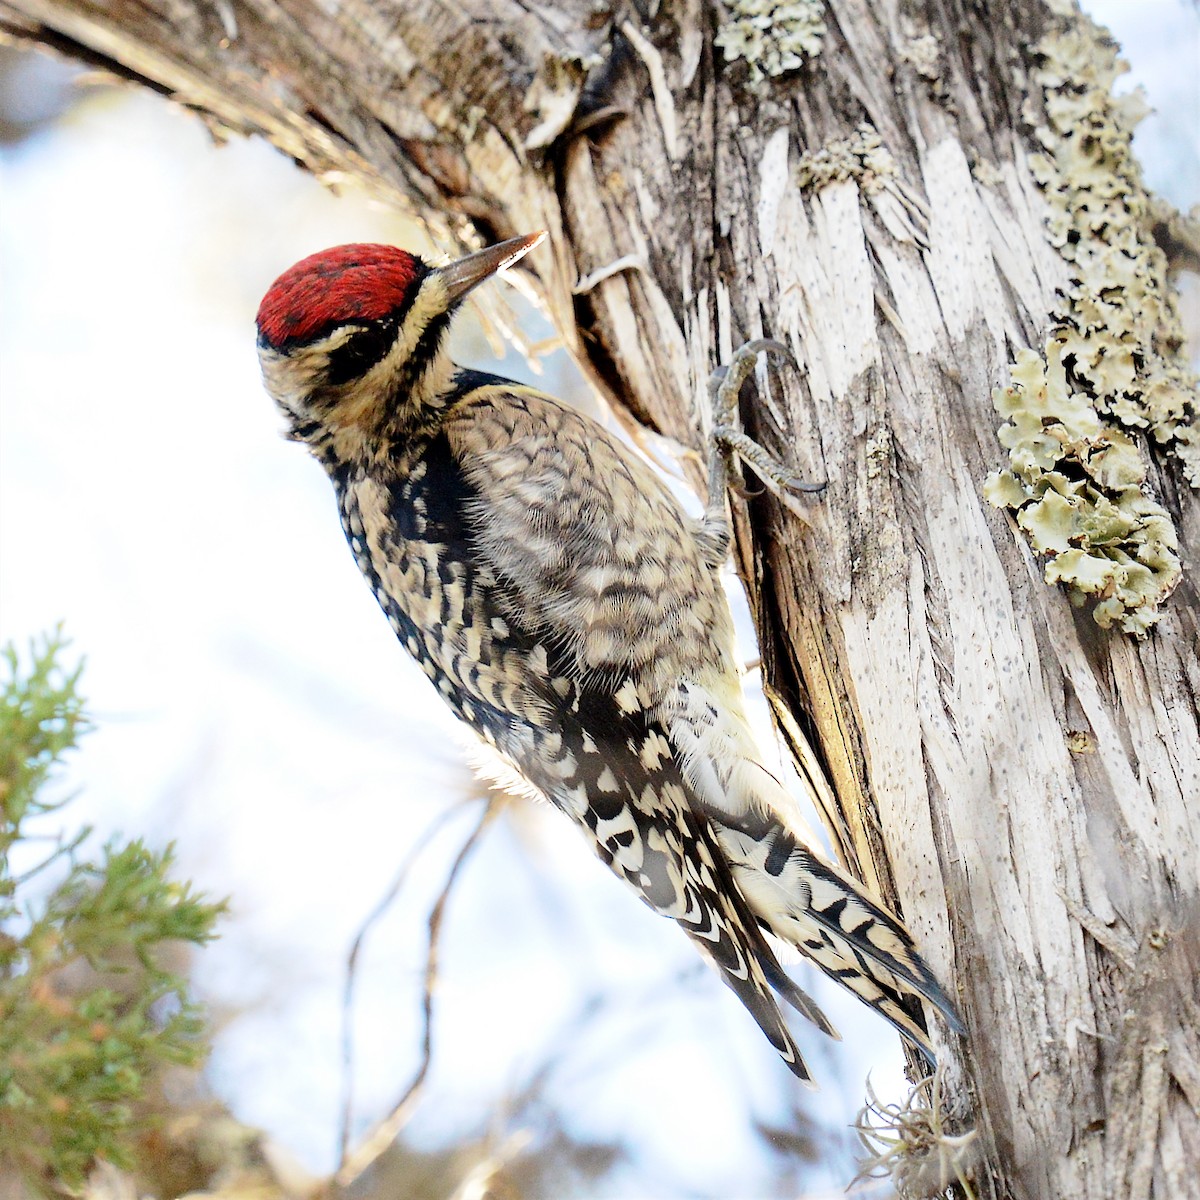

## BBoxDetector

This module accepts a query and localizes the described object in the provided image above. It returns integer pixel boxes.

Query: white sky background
[0,3,1196,1196]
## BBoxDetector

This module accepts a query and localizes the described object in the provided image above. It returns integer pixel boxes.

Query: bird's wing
[444,382,729,687]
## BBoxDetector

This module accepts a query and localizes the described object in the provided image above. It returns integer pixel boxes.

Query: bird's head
[256,232,545,456]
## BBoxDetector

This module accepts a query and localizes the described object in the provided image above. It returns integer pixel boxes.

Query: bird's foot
[710,339,825,497]
[698,341,824,561]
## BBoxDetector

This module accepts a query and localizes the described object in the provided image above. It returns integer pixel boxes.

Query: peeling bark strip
[3,0,1195,1196]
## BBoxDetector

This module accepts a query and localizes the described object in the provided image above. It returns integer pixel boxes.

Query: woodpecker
[255,233,961,1082]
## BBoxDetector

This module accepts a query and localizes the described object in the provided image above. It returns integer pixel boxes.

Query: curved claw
[734,474,827,501]
[784,474,828,495]
[730,477,766,500]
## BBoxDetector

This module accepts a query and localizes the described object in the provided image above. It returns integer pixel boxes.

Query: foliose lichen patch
[795,124,897,193]
[714,0,826,83]
[984,350,1180,637]
[986,15,1196,636]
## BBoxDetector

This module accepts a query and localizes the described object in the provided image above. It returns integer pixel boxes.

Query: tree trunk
[3,1,1195,1196]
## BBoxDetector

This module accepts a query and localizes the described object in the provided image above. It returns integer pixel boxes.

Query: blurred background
[0,3,1196,1196]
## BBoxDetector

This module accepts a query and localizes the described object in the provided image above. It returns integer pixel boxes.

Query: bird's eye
[325,319,396,385]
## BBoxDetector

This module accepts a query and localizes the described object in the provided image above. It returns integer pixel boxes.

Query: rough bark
[3,1,1196,1197]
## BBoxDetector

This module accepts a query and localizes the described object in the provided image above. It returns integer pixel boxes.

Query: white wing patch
[666,677,821,845]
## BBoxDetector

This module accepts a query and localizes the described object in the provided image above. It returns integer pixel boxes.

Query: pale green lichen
[796,124,897,193]
[899,33,942,81]
[715,0,826,83]
[1066,729,1096,754]
[984,349,1181,637]
[898,29,952,109]
[986,14,1196,636]
[1026,19,1199,483]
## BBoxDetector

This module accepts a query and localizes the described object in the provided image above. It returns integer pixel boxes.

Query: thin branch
[335,794,504,1190]
[336,796,480,1167]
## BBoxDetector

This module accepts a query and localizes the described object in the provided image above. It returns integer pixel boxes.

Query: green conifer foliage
[0,631,225,1193]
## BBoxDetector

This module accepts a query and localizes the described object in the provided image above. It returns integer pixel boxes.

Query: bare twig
[448,1128,533,1200]
[336,796,480,1167]
[335,794,504,1189]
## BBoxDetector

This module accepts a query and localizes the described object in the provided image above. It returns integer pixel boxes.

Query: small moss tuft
[853,1067,979,1198]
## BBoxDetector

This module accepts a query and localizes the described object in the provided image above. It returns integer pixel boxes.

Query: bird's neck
[300,350,462,472]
